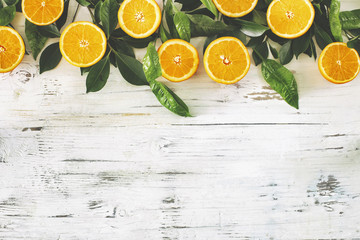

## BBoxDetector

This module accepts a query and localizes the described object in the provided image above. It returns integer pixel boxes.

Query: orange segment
[0,27,25,73]
[212,0,258,18]
[118,0,161,39]
[318,42,360,84]
[22,0,64,26]
[267,0,315,39]
[204,37,250,84]
[59,22,107,68]
[158,39,199,82]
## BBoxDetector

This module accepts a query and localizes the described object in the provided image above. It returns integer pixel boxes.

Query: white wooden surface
[1,1,360,239]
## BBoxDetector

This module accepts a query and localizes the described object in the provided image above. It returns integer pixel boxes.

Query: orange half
[267,0,315,39]
[212,0,258,18]
[0,27,25,73]
[22,0,64,26]
[118,0,161,39]
[158,39,199,82]
[204,37,250,84]
[318,42,360,84]
[59,22,107,68]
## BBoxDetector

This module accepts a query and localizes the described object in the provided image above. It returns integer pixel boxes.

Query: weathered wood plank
[1,0,360,239]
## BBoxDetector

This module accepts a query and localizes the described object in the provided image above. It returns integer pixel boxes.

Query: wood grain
[1,0,360,239]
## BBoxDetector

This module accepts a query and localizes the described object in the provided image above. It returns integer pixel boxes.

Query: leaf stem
[72,3,80,22]
[253,47,266,61]
[87,7,96,23]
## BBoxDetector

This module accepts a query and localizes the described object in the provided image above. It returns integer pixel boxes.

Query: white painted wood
[1,0,360,239]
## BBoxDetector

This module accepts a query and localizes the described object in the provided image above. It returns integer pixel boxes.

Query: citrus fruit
[267,0,315,39]
[158,39,199,82]
[118,0,161,39]
[204,37,250,84]
[0,27,25,73]
[59,21,107,68]
[318,42,360,84]
[212,0,258,18]
[22,0,64,26]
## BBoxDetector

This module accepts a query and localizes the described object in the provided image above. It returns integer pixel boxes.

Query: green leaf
[203,35,217,54]
[165,0,180,38]
[218,28,247,45]
[81,66,92,76]
[37,24,61,38]
[187,14,234,37]
[175,0,202,11]
[292,32,310,59]
[314,23,333,50]
[25,20,48,60]
[111,27,158,48]
[4,0,18,5]
[100,0,119,38]
[149,80,192,117]
[115,52,149,86]
[143,43,162,82]
[339,9,360,30]
[86,56,110,93]
[56,0,70,30]
[39,43,62,74]
[109,38,135,57]
[173,11,191,42]
[76,0,91,7]
[255,0,271,10]
[261,59,299,109]
[252,41,268,66]
[267,31,288,45]
[186,8,215,19]
[279,41,293,65]
[347,36,360,55]
[329,0,343,42]
[200,0,218,19]
[269,44,279,59]
[246,35,265,47]
[252,10,267,26]
[229,19,269,37]
[304,39,317,60]
[0,5,15,26]
[94,1,102,24]
[160,24,171,43]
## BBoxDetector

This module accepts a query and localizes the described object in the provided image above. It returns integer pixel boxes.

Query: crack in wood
[22,127,43,132]
[172,123,328,126]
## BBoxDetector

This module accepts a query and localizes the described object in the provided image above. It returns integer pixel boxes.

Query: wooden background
[1,0,360,239]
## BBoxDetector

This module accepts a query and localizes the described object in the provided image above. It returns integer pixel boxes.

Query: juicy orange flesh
[122,0,157,35]
[23,0,62,24]
[160,44,195,79]
[62,24,105,65]
[321,44,359,81]
[269,0,312,35]
[214,0,255,14]
[207,40,248,81]
[0,29,22,70]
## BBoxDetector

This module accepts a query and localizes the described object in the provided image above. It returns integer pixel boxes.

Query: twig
[72,3,80,22]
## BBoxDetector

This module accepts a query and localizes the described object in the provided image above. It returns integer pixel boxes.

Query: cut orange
[158,39,199,82]
[0,27,25,73]
[22,0,64,26]
[318,42,360,84]
[118,0,161,39]
[267,0,315,39]
[59,22,107,68]
[204,37,250,84]
[212,0,258,18]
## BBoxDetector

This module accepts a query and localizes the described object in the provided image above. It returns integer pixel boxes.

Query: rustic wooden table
[1,0,360,239]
